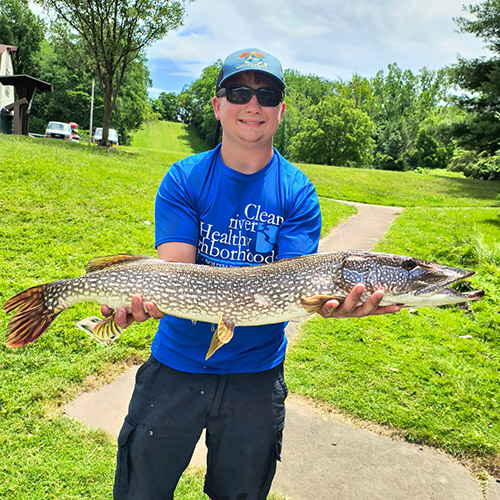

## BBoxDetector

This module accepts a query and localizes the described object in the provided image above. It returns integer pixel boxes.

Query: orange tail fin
[3,284,61,347]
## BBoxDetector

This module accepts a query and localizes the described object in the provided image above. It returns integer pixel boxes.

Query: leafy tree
[30,38,152,143]
[111,56,155,144]
[452,0,500,154]
[0,0,45,74]
[370,64,449,170]
[178,62,221,144]
[290,95,375,166]
[29,39,95,133]
[275,70,334,157]
[35,0,188,145]
[152,91,181,122]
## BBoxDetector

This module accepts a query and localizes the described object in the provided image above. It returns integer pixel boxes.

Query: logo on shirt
[198,203,284,266]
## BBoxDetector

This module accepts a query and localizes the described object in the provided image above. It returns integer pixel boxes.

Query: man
[111,48,400,500]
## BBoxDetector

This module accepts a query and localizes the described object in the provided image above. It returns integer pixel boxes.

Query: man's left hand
[318,284,401,318]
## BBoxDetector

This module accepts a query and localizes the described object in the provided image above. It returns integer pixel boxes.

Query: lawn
[131,120,209,154]
[0,130,499,498]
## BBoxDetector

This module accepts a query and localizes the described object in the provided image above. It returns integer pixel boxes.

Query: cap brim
[217,68,285,90]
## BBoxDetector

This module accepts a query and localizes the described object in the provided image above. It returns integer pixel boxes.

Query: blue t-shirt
[152,145,321,374]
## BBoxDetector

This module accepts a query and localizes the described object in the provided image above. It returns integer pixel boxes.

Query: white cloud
[145,0,490,92]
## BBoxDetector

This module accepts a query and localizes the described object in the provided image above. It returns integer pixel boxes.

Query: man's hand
[101,293,165,329]
[318,284,401,318]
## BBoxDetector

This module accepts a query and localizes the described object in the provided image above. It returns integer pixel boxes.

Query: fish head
[337,252,484,307]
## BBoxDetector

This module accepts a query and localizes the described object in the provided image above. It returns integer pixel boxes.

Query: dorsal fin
[85,254,151,273]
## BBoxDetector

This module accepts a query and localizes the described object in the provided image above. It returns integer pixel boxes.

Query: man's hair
[218,71,281,90]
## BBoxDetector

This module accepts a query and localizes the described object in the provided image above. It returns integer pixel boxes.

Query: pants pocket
[114,417,136,497]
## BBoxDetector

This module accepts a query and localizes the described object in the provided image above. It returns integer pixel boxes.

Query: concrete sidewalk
[65,201,499,500]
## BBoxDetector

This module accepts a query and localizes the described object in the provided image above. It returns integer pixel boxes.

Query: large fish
[3,252,483,358]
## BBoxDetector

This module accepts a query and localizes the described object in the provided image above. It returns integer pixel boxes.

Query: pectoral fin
[300,295,343,314]
[92,315,123,343]
[205,315,235,360]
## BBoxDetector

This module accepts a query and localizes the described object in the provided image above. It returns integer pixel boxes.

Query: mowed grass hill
[0,122,498,498]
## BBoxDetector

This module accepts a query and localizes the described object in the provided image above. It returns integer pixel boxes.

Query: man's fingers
[115,306,134,328]
[130,294,149,322]
[350,289,384,317]
[145,302,166,320]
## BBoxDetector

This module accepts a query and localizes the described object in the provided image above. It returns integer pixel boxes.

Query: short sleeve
[276,182,321,259]
[155,164,199,248]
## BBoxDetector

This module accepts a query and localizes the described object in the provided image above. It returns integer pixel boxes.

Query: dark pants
[113,356,288,500]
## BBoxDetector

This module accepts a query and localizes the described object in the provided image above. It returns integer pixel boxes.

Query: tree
[370,64,449,170]
[275,70,334,157]
[452,0,500,154]
[152,91,181,122]
[36,0,188,145]
[0,0,45,74]
[178,62,221,144]
[30,38,153,143]
[290,95,375,166]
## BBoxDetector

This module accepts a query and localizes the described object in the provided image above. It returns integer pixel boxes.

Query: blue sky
[146,0,490,97]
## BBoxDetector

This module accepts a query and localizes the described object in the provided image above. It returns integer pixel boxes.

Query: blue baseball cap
[216,48,285,91]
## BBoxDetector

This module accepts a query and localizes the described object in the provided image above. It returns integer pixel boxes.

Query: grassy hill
[130,120,209,153]
[0,131,498,498]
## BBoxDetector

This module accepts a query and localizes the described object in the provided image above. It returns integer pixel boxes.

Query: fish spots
[254,294,271,307]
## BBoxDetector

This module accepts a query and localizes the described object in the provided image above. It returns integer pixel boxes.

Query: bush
[461,151,500,180]
[447,148,500,180]
[448,148,478,173]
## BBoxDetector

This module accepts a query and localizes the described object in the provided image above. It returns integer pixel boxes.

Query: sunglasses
[216,86,284,107]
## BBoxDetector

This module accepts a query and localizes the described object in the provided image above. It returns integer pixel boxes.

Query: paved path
[65,201,499,500]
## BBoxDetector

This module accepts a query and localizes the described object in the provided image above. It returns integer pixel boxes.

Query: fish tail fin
[3,284,61,347]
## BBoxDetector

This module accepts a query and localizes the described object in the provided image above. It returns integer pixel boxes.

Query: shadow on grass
[177,124,210,154]
[430,175,500,204]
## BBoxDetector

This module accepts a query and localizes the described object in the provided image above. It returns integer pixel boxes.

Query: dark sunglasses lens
[226,87,253,104]
[226,87,282,106]
[256,88,282,106]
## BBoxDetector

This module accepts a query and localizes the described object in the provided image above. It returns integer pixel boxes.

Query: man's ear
[212,95,221,120]
[280,101,286,119]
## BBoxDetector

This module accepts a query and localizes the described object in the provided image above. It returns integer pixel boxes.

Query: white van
[93,127,119,145]
[45,121,72,140]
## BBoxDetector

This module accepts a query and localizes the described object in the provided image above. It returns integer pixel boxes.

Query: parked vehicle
[93,127,119,146]
[45,121,72,140]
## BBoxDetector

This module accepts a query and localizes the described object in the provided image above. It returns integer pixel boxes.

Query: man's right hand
[101,293,165,329]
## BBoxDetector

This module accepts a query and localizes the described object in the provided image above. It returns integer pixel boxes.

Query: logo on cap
[237,51,268,69]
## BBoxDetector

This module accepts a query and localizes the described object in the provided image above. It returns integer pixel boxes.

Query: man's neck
[220,141,274,174]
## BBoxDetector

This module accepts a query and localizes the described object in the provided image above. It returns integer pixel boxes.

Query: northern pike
[3,252,484,358]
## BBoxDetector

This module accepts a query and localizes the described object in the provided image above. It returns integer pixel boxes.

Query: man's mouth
[239,119,264,126]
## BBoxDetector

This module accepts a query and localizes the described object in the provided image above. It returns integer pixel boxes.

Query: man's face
[212,72,286,148]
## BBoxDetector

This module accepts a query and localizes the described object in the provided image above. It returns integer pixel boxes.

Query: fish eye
[402,259,417,271]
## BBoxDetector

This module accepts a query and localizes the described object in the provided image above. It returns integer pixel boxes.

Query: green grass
[131,120,209,154]
[0,126,499,497]
[300,162,499,207]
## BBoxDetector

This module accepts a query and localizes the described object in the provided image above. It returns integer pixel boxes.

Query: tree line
[1,0,499,179]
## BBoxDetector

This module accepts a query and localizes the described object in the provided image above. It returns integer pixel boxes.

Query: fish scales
[3,252,484,356]
[48,255,338,326]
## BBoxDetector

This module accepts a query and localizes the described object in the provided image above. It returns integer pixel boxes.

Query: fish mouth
[414,269,475,296]
[431,288,485,301]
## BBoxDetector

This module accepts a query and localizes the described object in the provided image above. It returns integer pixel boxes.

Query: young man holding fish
[111,48,400,500]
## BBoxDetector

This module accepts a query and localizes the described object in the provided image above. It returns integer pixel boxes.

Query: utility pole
[89,78,95,144]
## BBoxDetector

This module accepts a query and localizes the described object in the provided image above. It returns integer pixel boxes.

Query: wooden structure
[0,75,53,135]
[0,45,53,135]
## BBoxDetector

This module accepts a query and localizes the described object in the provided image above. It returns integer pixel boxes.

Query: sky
[146,0,490,98]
